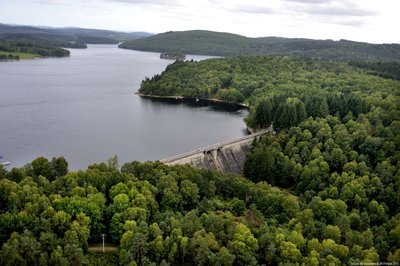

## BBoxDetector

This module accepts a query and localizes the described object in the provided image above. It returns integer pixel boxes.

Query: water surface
[0,45,247,169]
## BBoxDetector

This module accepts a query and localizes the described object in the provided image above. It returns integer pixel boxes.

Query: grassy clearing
[88,243,118,253]
[0,51,40,59]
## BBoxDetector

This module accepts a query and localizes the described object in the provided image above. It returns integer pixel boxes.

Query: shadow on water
[139,96,249,115]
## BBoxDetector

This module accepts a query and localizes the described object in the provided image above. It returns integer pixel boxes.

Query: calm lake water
[0,45,247,169]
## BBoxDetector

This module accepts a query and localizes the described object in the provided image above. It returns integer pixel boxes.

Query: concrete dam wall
[161,129,270,173]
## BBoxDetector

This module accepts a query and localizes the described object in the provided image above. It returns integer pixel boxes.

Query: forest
[138,56,398,111]
[1,54,399,265]
[0,38,74,58]
[348,61,400,81]
[120,30,400,62]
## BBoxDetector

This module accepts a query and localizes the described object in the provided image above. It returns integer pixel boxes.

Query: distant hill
[119,30,400,62]
[0,23,153,59]
[0,23,152,44]
[119,30,248,55]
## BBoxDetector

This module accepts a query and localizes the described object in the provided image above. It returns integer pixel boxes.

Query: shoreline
[135,92,250,110]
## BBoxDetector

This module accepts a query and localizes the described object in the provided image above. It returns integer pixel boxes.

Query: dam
[161,129,271,173]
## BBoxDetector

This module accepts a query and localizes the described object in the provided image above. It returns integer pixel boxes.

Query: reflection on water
[139,97,248,114]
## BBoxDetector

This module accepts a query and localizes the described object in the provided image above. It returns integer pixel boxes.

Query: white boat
[0,156,10,166]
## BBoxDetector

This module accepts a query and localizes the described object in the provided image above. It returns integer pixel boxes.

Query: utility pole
[101,234,106,253]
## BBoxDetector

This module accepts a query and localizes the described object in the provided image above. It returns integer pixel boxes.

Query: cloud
[334,18,366,27]
[229,5,276,14]
[304,5,378,17]
[283,0,331,3]
[283,0,378,21]
[205,0,279,16]
[277,0,378,29]
[101,0,182,6]
[34,0,69,4]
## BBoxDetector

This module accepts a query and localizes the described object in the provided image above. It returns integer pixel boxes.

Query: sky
[0,0,399,44]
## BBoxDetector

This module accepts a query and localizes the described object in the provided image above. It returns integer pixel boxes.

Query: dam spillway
[161,129,271,173]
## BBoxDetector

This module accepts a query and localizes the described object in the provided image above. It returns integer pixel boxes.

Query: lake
[0,45,248,169]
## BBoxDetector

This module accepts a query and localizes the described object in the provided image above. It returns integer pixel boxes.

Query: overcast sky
[1,0,399,44]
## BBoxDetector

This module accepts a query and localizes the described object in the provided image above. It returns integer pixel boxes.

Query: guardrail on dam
[161,129,271,173]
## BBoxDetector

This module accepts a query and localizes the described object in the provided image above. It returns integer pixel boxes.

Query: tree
[255,98,273,128]
[305,94,329,118]
[0,165,6,179]
[51,156,68,178]
[228,223,259,265]
[323,225,341,243]
[28,157,52,178]
[214,247,235,266]
[148,235,164,263]
[107,155,119,170]
[0,230,41,265]
[360,136,383,166]
[190,229,220,266]
[277,238,302,265]
[49,246,69,266]
[244,145,277,184]
[109,193,130,213]
[109,183,129,200]
[110,213,124,242]
[274,97,307,131]
[180,179,200,210]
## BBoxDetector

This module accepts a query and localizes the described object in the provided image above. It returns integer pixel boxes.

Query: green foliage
[0,51,35,60]
[87,253,119,266]
[24,156,68,181]
[244,112,399,263]
[138,55,396,133]
[75,36,119,44]
[0,39,71,58]
[349,61,400,80]
[273,97,307,131]
[0,51,399,265]
[120,30,400,62]
[0,147,399,265]
[254,97,273,128]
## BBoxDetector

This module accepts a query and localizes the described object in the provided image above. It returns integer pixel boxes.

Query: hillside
[120,30,249,56]
[0,23,152,44]
[120,30,400,62]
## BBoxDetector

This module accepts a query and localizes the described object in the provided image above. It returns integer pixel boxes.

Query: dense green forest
[1,53,399,264]
[119,30,400,62]
[137,55,399,264]
[0,125,399,265]
[349,61,400,81]
[139,56,398,125]
[75,36,119,45]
